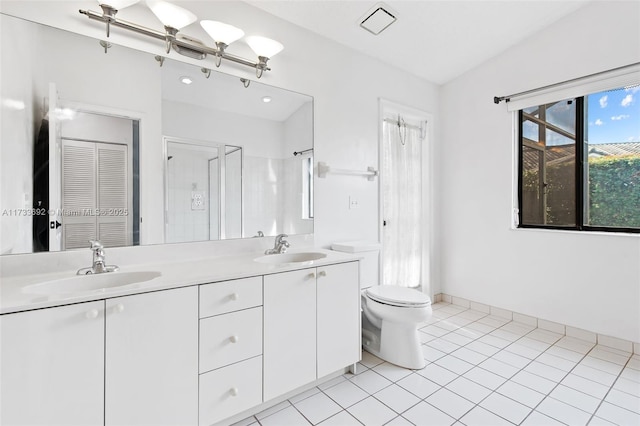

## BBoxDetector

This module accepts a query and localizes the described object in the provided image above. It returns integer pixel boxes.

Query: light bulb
[146,0,197,30]
[245,36,283,59]
[200,21,244,46]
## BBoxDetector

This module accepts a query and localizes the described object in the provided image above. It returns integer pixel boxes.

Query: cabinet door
[317,262,361,377]
[0,301,104,426]
[105,286,198,426]
[263,269,316,400]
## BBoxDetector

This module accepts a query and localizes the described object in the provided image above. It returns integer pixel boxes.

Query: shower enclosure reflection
[165,140,242,243]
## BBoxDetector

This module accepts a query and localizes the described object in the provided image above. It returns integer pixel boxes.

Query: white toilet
[361,285,432,369]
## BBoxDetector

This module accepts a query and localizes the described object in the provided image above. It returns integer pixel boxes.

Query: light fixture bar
[79,8,272,75]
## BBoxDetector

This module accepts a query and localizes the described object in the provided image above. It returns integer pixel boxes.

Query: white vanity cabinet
[199,276,263,426]
[263,261,360,400]
[0,301,105,426]
[105,286,198,426]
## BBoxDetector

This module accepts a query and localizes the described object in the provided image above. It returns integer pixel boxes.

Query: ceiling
[247,0,591,85]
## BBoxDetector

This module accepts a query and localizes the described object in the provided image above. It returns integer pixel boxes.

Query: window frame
[517,95,640,234]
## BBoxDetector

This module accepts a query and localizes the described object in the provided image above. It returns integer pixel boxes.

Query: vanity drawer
[199,356,262,426]
[200,307,262,373]
[200,276,262,318]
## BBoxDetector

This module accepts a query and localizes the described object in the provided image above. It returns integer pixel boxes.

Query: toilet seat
[366,286,431,308]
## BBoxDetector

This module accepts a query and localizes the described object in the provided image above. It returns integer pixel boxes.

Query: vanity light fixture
[200,20,244,67]
[179,76,193,85]
[262,96,272,103]
[79,0,284,78]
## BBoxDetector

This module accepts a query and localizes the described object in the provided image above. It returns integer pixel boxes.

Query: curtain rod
[293,148,313,156]
[493,61,640,104]
[383,117,424,131]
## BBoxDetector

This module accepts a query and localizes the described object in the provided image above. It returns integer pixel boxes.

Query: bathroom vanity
[0,249,361,426]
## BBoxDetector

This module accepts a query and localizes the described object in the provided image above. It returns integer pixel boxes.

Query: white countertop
[0,248,360,315]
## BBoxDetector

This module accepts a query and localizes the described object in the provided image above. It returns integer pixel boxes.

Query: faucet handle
[89,240,103,250]
[275,234,288,243]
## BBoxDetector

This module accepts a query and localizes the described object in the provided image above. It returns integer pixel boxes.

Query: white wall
[438,1,640,342]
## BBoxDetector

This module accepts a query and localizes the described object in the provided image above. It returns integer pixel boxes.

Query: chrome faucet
[265,234,290,255]
[77,240,119,275]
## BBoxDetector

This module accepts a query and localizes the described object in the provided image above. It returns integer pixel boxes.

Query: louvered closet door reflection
[97,144,129,247]
[61,140,129,249]
[62,140,97,249]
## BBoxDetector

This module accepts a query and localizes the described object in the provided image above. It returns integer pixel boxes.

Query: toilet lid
[366,286,431,308]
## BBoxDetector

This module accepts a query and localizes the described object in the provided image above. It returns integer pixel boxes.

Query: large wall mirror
[0,13,314,255]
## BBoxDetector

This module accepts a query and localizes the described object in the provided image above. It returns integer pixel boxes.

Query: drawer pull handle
[308,273,316,280]
[113,303,125,314]
[229,387,239,397]
[229,335,240,343]
[229,293,239,301]
[318,271,327,277]
[85,309,99,319]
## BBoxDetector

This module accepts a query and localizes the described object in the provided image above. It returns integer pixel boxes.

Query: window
[518,86,640,233]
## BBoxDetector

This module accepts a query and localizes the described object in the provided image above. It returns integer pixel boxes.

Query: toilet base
[363,320,426,370]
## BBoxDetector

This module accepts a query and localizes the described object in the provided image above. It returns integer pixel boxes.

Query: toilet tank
[331,241,381,290]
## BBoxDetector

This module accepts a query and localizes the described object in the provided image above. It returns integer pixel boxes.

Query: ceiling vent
[359,3,397,35]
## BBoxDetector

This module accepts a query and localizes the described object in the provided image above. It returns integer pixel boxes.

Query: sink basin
[24,271,162,295]
[254,252,327,265]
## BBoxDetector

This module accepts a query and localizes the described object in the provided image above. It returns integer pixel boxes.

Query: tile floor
[235,302,640,426]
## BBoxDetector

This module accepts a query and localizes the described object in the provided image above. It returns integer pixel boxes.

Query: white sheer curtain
[382,119,422,288]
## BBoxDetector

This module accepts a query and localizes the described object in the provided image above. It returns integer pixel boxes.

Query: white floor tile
[520,410,565,425]
[580,355,625,376]
[445,376,492,404]
[561,374,610,399]
[426,338,461,354]
[373,384,420,414]
[317,410,362,425]
[479,392,531,424]
[605,388,640,414]
[535,352,578,372]
[588,416,618,425]
[396,372,441,399]
[361,351,386,368]
[505,342,544,359]
[536,397,592,425]
[435,355,474,375]
[489,328,522,342]
[465,321,498,335]
[460,406,513,426]
[477,315,509,328]
[478,357,520,378]
[373,362,413,382]
[546,345,585,362]
[385,415,413,425]
[511,370,557,394]
[231,416,257,426]
[613,376,640,396]
[323,379,369,409]
[350,370,393,394]
[422,345,447,362]
[255,401,291,420]
[289,387,321,404]
[549,384,601,414]
[441,330,474,346]
[572,364,618,387]
[419,330,437,344]
[347,396,397,426]
[415,363,458,386]
[450,347,488,366]
[477,334,511,349]
[555,336,595,354]
[526,328,563,345]
[590,345,632,365]
[463,366,507,390]
[294,392,342,425]
[259,406,311,426]
[501,321,536,335]
[523,360,567,382]
[492,349,531,369]
[465,340,501,357]
[403,401,456,426]
[621,367,640,383]
[422,324,451,337]
[517,337,552,352]
[426,388,474,419]
[496,380,546,408]
[318,376,347,391]
[627,355,640,371]
[595,402,640,426]
[457,309,488,321]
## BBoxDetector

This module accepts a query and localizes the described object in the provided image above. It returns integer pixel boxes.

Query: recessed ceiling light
[180,76,193,85]
[262,96,272,103]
